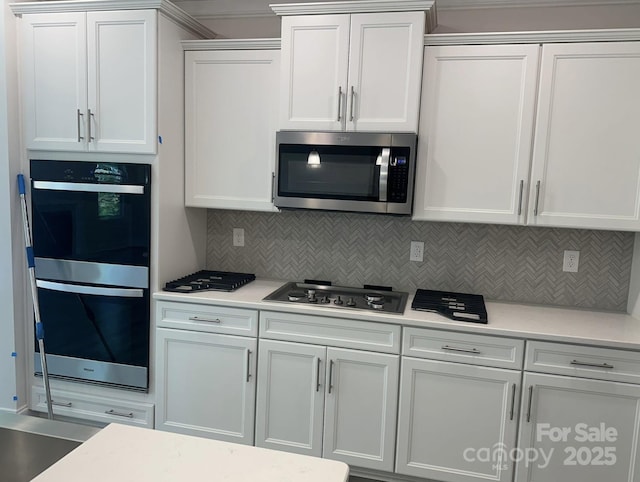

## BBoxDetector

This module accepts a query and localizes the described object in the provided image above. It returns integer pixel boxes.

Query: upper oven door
[274,131,415,214]
[30,160,151,267]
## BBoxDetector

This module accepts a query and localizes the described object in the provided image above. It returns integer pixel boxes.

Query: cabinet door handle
[105,409,134,418]
[316,357,321,392]
[88,109,95,142]
[517,180,524,215]
[570,360,614,370]
[509,383,517,421]
[77,109,84,142]
[533,180,541,216]
[526,385,534,423]
[441,345,481,355]
[337,86,343,122]
[246,349,252,382]
[349,86,355,122]
[328,359,334,394]
[188,316,221,323]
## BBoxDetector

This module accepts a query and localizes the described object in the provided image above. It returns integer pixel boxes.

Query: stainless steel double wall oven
[30,160,151,390]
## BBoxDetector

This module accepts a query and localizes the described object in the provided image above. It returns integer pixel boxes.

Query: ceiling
[172,0,640,18]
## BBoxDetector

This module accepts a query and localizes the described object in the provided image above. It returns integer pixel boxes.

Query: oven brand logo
[462,423,618,470]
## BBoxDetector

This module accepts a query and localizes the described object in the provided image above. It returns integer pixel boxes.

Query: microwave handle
[378,148,391,202]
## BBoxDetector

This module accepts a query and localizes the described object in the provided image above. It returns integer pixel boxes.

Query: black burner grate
[412,289,488,323]
[163,270,256,293]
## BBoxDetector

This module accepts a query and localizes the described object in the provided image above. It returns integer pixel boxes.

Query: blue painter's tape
[13,396,18,402]
[11,352,17,357]
[35,322,45,340]
[26,246,35,268]
[17,174,26,195]
[158,135,163,144]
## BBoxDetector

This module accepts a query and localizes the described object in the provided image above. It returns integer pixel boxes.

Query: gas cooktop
[263,280,408,314]
[163,270,256,293]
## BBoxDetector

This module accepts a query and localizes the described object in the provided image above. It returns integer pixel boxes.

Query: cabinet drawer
[156,301,258,336]
[31,386,154,427]
[403,327,524,369]
[259,311,401,354]
[525,341,640,383]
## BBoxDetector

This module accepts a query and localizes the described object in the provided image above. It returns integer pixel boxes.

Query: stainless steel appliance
[263,281,408,314]
[412,289,488,323]
[274,131,417,215]
[30,160,151,390]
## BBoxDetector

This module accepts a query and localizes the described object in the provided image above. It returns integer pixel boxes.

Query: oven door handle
[378,147,391,202]
[32,181,145,195]
[36,280,144,298]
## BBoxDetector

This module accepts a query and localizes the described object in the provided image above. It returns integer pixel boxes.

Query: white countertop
[154,279,640,350]
[33,423,349,482]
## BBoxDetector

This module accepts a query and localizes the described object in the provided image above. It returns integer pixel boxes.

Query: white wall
[0,0,27,412]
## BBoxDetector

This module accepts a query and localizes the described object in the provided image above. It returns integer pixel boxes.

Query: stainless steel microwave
[274,131,417,215]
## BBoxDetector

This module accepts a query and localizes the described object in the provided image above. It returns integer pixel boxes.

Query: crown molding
[436,0,640,10]
[182,38,281,50]
[270,0,435,15]
[10,0,216,38]
[424,27,640,45]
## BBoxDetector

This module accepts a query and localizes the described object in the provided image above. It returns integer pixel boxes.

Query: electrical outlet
[233,228,245,247]
[410,241,424,262]
[563,250,580,272]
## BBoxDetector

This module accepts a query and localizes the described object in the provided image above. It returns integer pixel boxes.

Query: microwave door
[378,148,390,202]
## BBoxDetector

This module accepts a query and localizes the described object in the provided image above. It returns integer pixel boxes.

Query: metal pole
[17,174,53,419]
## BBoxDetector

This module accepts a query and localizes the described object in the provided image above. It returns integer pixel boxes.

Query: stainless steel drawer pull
[328,360,334,394]
[534,180,541,216]
[349,86,355,122]
[48,400,72,408]
[188,316,221,323]
[517,179,524,215]
[77,109,84,142]
[441,345,481,355]
[316,357,322,392]
[337,86,343,121]
[526,385,534,423]
[570,360,614,369]
[88,109,95,142]
[509,383,517,421]
[105,409,134,418]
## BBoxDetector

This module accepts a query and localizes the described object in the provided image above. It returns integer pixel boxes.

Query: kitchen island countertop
[33,423,349,482]
[154,278,640,351]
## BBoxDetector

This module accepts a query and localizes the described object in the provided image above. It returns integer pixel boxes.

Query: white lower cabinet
[515,342,640,482]
[255,321,400,472]
[396,357,521,482]
[154,301,258,445]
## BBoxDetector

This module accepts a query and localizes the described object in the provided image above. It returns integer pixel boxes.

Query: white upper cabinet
[528,41,640,230]
[413,44,540,224]
[279,11,425,132]
[184,46,280,211]
[21,10,157,153]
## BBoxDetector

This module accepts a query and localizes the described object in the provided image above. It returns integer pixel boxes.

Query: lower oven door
[34,280,149,390]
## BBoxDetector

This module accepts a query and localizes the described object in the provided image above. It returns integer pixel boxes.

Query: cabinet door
[185,49,280,211]
[396,357,521,482]
[21,12,88,151]
[516,372,640,482]
[413,44,540,224]
[255,339,326,457]
[346,11,425,132]
[323,347,399,472]
[155,328,256,445]
[528,42,640,230]
[86,10,156,154]
[279,14,350,130]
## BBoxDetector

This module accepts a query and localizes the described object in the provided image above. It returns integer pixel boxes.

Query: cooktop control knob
[334,296,343,305]
[319,296,330,304]
[346,297,356,307]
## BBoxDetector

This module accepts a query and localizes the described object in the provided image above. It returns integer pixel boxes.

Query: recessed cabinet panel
[529,42,640,230]
[21,12,88,151]
[347,11,424,132]
[185,49,280,211]
[516,372,640,482]
[413,44,540,224]
[279,15,350,130]
[87,10,156,153]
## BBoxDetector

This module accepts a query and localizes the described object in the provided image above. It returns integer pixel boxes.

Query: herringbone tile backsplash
[206,210,634,311]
